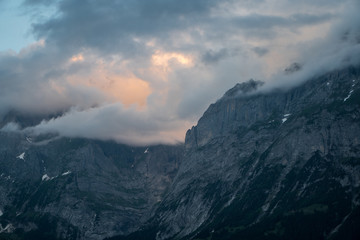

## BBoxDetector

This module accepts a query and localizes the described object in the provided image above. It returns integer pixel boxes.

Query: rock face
[113,66,360,240]
[0,133,183,240]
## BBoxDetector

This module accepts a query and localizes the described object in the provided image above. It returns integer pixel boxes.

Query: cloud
[201,48,229,65]
[29,0,231,56]
[23,0,57,6]
[28,0,336,57]
[0,42,106,116]
[1,122,21,132]
[252,47,269,57]
[0,0,359,145]
[231,13,334,30]
[259,0,360,92]
[23,103,188,146]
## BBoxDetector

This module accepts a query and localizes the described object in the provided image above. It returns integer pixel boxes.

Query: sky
[0,0,359,145]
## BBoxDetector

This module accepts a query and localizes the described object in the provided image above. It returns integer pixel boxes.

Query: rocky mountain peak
[284,62,302,74]
[223,79,264,98]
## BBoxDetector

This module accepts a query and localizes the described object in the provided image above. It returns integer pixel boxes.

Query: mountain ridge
[111,65,360,240]
[0,136,183,239]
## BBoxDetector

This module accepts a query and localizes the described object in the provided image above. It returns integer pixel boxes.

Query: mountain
[1,65,360,240]
[0,134,183,240]
[110,65,360,240]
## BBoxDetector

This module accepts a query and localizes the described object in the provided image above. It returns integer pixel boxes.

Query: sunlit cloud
[100,75,151,107]
[65,66,152,108]
[70,53,84,62]
[152,50,193,72]
[17,39,46,56]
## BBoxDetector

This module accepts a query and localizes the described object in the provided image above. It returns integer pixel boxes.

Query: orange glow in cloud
[65,52,152,108]
[70,53,84,62]
[104,75,151,107]
[64,51,192,110]
[50,81,66,95]
[152,51,193,71]
[67,72,151,108]
[18,39,45,57]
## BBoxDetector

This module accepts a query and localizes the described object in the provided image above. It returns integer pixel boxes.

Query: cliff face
[0,134,183,240]
[117,66,360,240]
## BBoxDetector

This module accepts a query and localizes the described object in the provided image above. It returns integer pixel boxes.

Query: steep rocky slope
[0,134,183,240]
[113,66,360,240]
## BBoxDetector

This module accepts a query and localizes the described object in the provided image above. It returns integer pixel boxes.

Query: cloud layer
[1,0,359,145]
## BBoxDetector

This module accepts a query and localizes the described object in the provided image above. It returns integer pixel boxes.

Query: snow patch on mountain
[282,114,291,123]
[16,152,25,160]
[62,171,71,176]
[0,223,15,233]
[42,174,51,181]
[344,90,354,102]
[344,79,356,102]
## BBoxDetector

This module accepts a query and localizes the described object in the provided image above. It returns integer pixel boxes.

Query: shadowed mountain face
[0,135,183,240]
[1,66,360,240]
[110,66,360,240]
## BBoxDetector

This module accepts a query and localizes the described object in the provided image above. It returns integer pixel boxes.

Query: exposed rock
[284,62,302,74]
[0,134,183,240]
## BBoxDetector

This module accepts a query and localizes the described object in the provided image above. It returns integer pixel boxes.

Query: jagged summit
[284,62,302,74]
[223,79,264,98]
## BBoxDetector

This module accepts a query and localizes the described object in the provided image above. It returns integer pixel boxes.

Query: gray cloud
[27,0,336,57]
[231,13,334,30]
[0,43,106,117]
[23,0,59,6]
[1,122,21,132]
[23,103,185,146]
[23,0,58,6]
[277,0,343,8]
[30,0,230,56]
[201,48,229,65]
[260,0,360,92]
[252,47,269,57]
